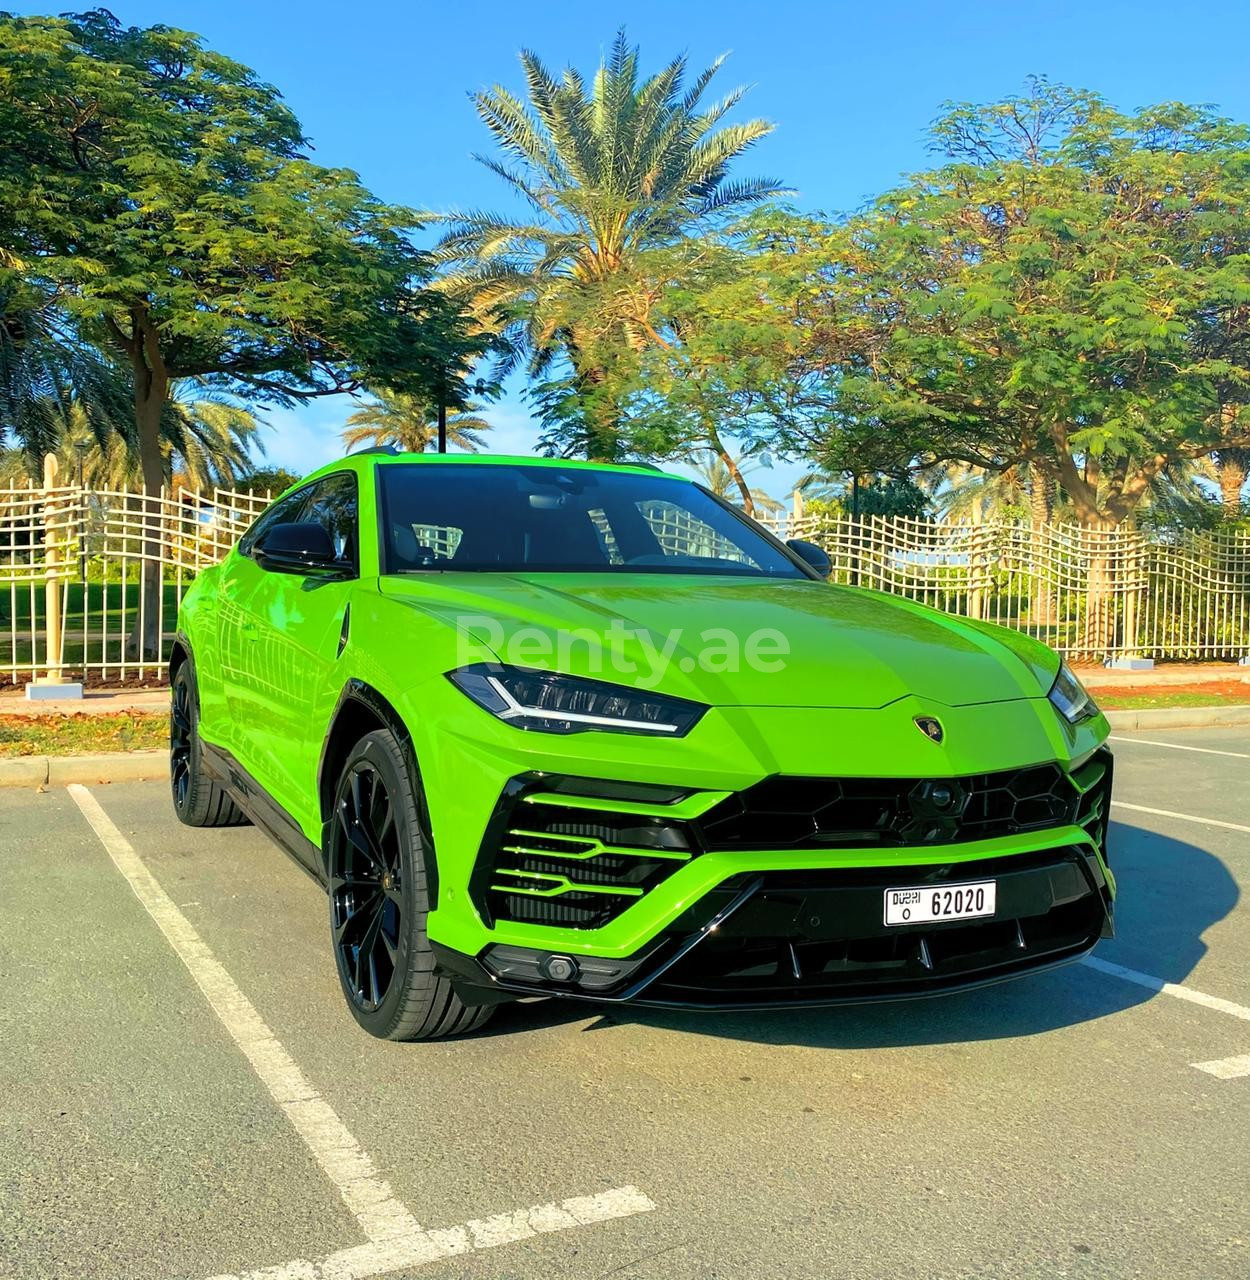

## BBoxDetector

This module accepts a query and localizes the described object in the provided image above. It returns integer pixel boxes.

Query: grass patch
[1096,682,1250,711]
[0,712,167,757]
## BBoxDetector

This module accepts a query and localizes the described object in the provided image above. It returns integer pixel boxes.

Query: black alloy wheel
[169,660,248,828]
[330,760,404,1011]
[326,729,493,1040]
[170,672,194,810]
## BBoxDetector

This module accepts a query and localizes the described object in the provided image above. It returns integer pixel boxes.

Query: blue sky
[23,0,1250,497]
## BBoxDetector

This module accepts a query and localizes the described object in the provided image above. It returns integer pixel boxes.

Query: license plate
[884,880,996,926]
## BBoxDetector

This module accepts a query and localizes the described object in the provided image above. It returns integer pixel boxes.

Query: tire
[170,660,250,828]
[326,728,494,1041]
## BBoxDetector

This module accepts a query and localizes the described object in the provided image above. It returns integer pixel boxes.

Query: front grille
[473,751,1112,932]
[699,754,1112,850]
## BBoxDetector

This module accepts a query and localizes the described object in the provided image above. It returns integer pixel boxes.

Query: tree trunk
[124,308,168,663]
[1027,465,1054,527]
[705,424,753,515]
[1079,516,1120,660]
[1215,453,1249,513]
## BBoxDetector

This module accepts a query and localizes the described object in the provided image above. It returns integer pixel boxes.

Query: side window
[238,486,312,558]
[301,472,359,572]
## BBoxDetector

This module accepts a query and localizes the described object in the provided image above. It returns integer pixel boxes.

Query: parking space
[2,728,1248,1279]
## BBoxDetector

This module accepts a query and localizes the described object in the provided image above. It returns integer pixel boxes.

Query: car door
[224,472,359,835]
[217,483,313,758]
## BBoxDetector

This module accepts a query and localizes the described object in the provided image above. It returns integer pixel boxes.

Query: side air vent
[472,777,727,929]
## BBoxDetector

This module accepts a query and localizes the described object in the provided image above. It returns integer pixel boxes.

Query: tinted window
[301,473,359,570]
[238,472,359,574]
[378,464,804,578]
[238,485,311,558]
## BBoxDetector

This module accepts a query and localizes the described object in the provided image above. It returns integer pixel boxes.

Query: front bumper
[434,840,1114,1009]
[409,678,1114,1008]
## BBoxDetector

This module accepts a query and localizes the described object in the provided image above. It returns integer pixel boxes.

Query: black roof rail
[348,444,399,456]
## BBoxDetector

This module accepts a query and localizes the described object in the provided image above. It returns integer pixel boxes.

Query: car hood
[380,573,1053,709]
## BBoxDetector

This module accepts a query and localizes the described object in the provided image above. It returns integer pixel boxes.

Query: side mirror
[255,522,345,576]
[787,538,832,580]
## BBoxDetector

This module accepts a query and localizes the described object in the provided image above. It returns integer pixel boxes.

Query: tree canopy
[0,10,463,480]
[784,81,1250,526]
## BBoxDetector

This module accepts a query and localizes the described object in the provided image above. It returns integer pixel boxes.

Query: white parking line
[1110,800,1250,836]
[1081,955,1250,1082]
[1191,1054,1250,1081]
[68,785,656,1278]
[1109,735,1250,760]
[206,1187,657,1280]
[1081,955,1250,1023]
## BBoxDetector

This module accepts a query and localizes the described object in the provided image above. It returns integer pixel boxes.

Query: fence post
[43,454,62,683]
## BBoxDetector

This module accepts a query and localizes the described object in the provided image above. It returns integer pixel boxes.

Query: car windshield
[378,463,806,578]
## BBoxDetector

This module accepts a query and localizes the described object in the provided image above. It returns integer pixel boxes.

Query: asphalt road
[1,728,1247,1280]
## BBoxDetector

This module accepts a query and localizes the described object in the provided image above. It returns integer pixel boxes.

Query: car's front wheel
[327,729,494,1041]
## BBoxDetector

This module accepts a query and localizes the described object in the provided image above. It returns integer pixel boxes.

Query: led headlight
[1048,661,1099,725]
[446,664,706,737]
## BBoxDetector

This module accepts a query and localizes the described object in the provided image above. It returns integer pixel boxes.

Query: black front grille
[699,756,1109,850]
[474,752,1112,932]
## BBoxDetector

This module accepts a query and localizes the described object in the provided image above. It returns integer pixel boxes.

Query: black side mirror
[255,522,345,576]
[787,538,832,579]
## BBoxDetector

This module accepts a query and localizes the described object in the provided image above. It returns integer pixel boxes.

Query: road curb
[0,750,167,788]
[1104,705,1250,731]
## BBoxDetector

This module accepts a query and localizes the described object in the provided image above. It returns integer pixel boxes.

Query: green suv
[171,452,1114,1039]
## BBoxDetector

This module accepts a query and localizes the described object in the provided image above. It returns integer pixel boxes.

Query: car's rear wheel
[327,729,494,1041]
[170,661,249,828]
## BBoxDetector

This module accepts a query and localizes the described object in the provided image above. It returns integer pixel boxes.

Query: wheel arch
[317,680,439,903]
[169,633,192,682]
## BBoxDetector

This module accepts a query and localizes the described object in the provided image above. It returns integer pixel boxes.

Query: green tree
[342,388,491,454]
[797,81,1250,530]
[435,30,783,459]
[0,10,453,653]
[234,466,302,498]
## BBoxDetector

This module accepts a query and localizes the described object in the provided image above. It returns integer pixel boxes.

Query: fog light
[539,954,579,982]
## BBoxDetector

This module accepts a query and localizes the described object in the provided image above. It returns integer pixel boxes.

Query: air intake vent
[473,777,724,929]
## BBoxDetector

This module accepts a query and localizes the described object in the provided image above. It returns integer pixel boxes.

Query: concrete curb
[0,749,167,788]
[1104,705,1250,731]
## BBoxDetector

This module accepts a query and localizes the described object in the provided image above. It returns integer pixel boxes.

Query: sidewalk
[0,688,169,717]
[1076,662,1249,688]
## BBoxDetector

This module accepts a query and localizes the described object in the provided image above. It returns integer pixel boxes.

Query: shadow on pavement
[484,819,1240,1049]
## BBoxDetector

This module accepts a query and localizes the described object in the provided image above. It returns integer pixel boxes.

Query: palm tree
[1210,448,1250,514]
[0,291,131,458]
[434,31,784,459]
[342,389,491,454]
[692,451,783,517]
[0,386,263,490]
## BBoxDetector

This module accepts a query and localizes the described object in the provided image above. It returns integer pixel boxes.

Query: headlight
[446,664,707,737]
[1048,661,1099,725]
